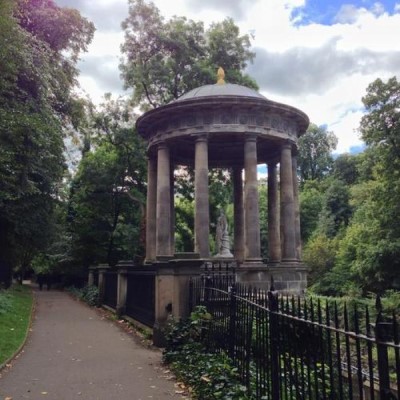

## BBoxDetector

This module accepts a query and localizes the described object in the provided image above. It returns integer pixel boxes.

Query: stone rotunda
[136,69,309,292]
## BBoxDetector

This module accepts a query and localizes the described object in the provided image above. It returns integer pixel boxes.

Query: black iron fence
[103,271,118,309]
[125,271,155,327]
[189,276,400,400]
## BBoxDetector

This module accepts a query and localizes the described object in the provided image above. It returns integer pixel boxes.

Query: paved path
[0,289,183,400]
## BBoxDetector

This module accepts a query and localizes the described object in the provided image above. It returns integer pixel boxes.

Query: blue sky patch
[291,0,398,26]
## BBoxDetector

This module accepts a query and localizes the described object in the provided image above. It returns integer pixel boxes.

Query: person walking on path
[0,288,184,400]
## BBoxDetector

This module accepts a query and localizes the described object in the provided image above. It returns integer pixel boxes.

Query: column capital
[195,134,208,143]
[267,160,278,168]
[245,133,258,143]
[281,141,294,151]
[157,141,168,150]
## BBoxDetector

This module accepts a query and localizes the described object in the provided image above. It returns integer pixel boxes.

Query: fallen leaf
[5,396,13,400]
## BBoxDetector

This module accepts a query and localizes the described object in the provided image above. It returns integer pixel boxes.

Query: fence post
[229,284,237,360]
[268,289,280,400]
[97,264,109,306]
[116,269,127,318]
[88,266,95,286]
[204,275,211,308]
[189,277,193,313]
[375,295,393,399]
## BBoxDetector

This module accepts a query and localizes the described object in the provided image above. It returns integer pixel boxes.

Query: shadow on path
[0,288,183,400]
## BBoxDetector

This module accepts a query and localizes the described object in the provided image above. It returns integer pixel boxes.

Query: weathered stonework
[135,81,310,338]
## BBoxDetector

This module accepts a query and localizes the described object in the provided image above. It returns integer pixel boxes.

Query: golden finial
[217,67,225,85]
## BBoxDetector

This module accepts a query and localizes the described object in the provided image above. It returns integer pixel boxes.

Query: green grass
[0,285,33,365]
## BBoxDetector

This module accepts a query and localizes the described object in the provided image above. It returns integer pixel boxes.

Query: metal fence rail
[125,272,155,327]
[103,271,118,309]
[189,277,400,400]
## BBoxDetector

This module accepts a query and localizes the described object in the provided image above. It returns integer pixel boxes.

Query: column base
[214,252,233,258]
[156,255,174,262]
[174,252,200,260]
[243,258,263,265]
[281,258,300,263]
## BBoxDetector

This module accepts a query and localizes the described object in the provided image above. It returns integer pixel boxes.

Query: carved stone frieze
[156,110,299,136]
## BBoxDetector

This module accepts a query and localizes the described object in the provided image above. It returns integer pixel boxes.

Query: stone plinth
[151,259,203,346]
[237,262,308,294]
[116,269,128,317]
[97,263,111,306]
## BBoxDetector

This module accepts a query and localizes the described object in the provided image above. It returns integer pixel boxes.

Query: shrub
[67,285,99,306]
[163,306,250,400]
[0,290,12,314]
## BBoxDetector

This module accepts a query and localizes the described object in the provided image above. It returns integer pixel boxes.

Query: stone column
[280,143,297,262]
[268,162,281,263]
[146,155,157,262]
[194,135,210,258]
[156,143,172,258]
[233,167,244,261]
[292,154,301,261]
[244,135,261,261]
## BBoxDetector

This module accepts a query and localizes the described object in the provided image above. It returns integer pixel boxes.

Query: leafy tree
[175,197,195,253]
[303,233,339,289]
[174,168,233,253]
[0,0,94,286]
[309,77,400,295]
[355,77,400,292]
[120,0,257,109]
[360,77,400,170]
[258,182,268,260]
[319,178,352,237]
[206,18,256,88]
[67,97,147,269]
[299,181,324,243]
[355,147,378,183]
[298,124,338,183]
[333,153,359,185]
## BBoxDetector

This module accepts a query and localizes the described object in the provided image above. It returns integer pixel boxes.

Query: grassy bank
[0,285,33,365]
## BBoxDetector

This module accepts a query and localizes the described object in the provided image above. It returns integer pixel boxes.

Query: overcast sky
[56,0,400,154]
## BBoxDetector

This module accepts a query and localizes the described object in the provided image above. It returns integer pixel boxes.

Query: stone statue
[215,209,233,258]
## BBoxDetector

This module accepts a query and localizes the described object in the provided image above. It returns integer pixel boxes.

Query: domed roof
[175,83,267,102]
